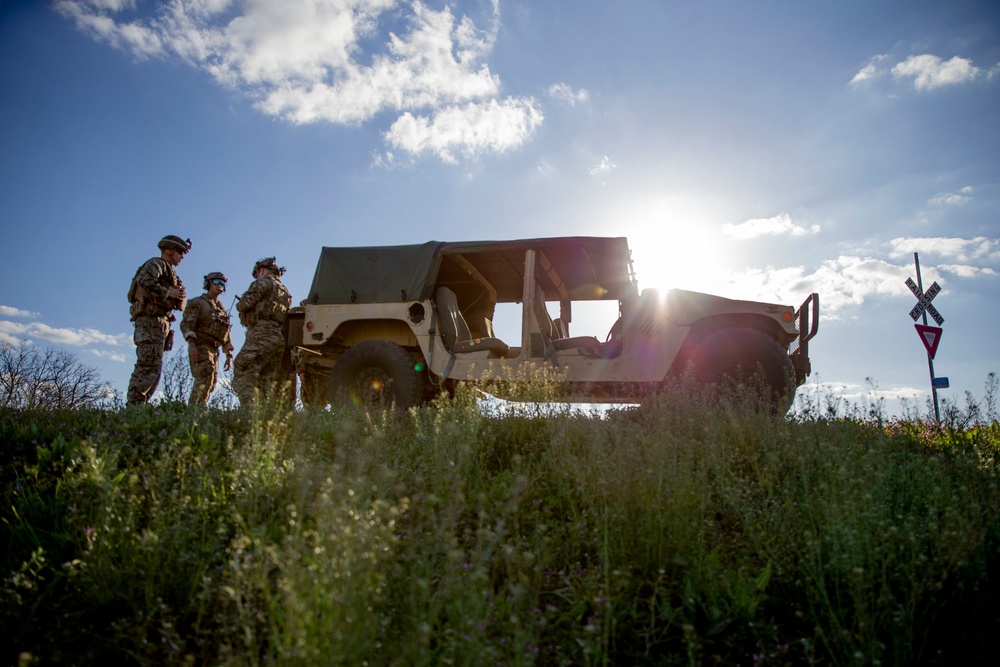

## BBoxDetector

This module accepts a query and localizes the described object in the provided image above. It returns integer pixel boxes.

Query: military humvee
[287,237,818,412]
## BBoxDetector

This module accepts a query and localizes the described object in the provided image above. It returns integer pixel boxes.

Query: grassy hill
[3,384,999,666]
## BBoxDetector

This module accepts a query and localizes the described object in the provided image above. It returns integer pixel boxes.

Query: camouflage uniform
[180,289,234,407]
[126,238,189,405]
[233,260,292,405]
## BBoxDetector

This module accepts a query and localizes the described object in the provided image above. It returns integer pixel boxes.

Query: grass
[2,379,999,666]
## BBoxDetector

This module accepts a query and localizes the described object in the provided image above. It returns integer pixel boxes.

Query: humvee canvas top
[304,237,634,305]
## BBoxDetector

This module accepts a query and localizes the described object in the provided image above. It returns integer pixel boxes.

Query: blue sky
[2,0,998,415]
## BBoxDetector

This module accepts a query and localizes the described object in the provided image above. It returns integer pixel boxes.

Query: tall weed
[2,377,999,666]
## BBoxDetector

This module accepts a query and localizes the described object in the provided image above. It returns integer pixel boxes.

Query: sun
[495,194,740,343]
[539,193,740,342]
[613,194,736,295]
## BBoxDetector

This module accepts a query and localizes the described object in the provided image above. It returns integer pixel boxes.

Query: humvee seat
[436,286,510,356]
[533,286,620,358]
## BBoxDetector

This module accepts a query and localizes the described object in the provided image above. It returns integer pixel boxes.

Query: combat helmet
[158,235,192,253]
[252,257,285,278]
[203,271,228,291]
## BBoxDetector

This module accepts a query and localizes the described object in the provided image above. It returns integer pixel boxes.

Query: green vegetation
[2,380,999,666]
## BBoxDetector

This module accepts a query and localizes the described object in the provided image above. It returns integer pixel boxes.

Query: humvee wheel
[329,340,424,411]
[675,327,795,413]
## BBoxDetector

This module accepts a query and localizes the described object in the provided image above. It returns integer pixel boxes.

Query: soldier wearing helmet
[232,257,293,405]
[126,235,191,405]
[180,271,235,406]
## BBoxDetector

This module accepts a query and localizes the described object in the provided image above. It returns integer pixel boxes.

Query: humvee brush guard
[287,237,818,413]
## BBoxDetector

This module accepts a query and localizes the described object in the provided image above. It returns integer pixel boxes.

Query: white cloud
[29,323,130,347]
[721,255,910,314]
[383,97,543,163]
[891,54,980,90]
[55,0,542,161]
[84,0,135,11]
[88,349,128,363]
[0,318,130,354]
[795,379,923,405]
[0,321,31,337]
[722,213,821,240]
[588,156,616,176]
[938,264,998,278]
[929,186,972,206]
[888,236,1000,263]
[720,237,1000,316]
[651,234,997,320]
[0,305,40,318]
[0,331,22,345]
[548,82,589,106]
[850,54,888,84]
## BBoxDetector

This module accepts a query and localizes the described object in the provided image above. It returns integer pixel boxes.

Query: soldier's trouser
[189,343,220,407]
[233,320,286,406]
[127,315,170,406]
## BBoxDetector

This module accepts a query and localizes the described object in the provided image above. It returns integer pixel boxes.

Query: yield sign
[915,324,943,359]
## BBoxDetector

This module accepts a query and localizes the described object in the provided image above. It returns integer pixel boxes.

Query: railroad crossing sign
[914,324,943,359]
[906,253,945,422]
[905,277,944,325]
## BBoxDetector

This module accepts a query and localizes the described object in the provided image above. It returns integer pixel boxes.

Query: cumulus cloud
[0,313,130,360]
[0,321,31,338]
[88,349,128,363]
[55,0,541,161]
[548,82,589,106]
[721,255,916,315]
[938,264,998,278]
[795,379,923,406]
[888,236,1000,263]
[929,186,973,206]
[0,305,40,318]
[722,213,821,240]
[891,54,980,90]
[719,235,998,318]
[30,323,130,347]
[383,98,543,163]
[850,54,888,84]
[851,53,983,91]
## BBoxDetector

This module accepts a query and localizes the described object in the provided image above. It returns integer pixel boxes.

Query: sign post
[905,253,944,421]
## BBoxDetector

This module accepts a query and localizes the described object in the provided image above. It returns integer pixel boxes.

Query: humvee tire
[675,327,796,412]
[328,340,424,411]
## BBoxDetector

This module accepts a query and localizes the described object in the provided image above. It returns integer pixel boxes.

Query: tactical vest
[240,278,290,327]
[128,258,185,320]
[195,299,232,345]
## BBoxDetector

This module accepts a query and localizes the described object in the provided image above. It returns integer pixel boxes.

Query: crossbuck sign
[905,251,946,422]
[905,278,944,325]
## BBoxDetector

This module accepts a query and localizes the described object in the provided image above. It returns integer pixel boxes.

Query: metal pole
[914,252,940,422]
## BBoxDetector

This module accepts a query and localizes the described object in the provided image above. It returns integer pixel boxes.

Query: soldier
[232,257,292,405]
[180,271,235,407]
[126,235,191,406]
